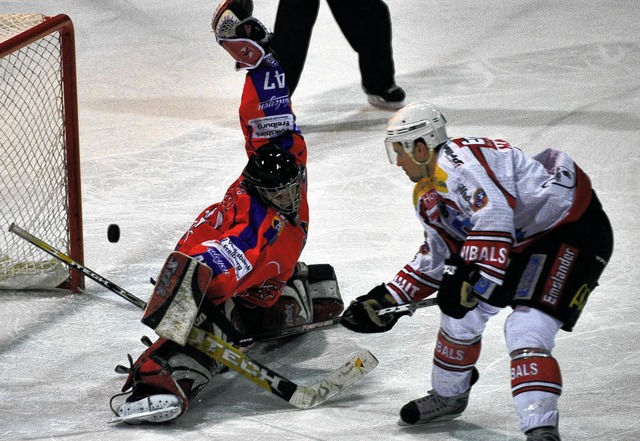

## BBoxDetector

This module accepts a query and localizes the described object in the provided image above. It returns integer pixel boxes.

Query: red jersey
[176,56,309,307]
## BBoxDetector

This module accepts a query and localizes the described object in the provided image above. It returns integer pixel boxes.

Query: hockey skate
[365,84,406,110]
[110,337,223,424]
[399,388,471,426]
[525,426,561,441]
[110,394,182,424]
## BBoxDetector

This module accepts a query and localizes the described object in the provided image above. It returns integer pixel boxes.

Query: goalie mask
[242,144,304,215]
[384,101,448,165]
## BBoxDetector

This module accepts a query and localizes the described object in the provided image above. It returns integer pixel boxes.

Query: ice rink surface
[1,1,639,440]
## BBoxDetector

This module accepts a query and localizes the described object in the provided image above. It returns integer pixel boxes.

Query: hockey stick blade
[10,224,378,409]
[247,297,439,344]
[187,327,378,409]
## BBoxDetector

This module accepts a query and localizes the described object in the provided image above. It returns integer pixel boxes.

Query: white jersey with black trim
[386,137,593,305]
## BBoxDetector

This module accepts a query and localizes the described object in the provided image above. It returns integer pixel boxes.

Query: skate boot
[112,394,182,424]
[525,426,561,441]
[365,84,406,109]
[399,388,471,426]
[110,337,222,424]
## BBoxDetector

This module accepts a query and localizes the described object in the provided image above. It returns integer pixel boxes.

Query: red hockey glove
[437,254,480,319]
[340,284,408,333]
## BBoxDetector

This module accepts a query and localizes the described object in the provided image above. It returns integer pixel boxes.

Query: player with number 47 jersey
[110,0,345,425]
[341,101,613,440]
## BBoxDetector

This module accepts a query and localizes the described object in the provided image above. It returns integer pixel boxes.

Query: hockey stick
[9,223,378,408]
[8,223,147,309]
[245,297,438,344]
[188,327,377,408]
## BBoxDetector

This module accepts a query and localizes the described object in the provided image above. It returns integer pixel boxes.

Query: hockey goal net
[0,14,84,292]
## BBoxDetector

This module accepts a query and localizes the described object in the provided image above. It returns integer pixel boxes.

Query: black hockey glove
[340,284,409,333]
[437,254,480,319]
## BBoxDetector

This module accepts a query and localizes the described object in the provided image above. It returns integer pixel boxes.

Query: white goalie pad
[141,252,213,346]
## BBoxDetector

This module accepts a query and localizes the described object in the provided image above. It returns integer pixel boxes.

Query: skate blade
[397,412,463,427]
[108,406,181,424]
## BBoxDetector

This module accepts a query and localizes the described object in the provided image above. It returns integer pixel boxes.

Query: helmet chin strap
[408,147,436,179]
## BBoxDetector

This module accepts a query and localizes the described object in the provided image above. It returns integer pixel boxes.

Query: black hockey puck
[107,224,120,243]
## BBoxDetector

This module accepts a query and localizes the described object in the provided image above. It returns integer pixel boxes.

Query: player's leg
[326,0,405,108]
[270,0,321,94]
[505,307,563,440]
[504,192,612,439]
[399,301,500,425]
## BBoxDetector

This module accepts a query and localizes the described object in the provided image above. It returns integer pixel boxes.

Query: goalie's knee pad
[258,279,314,331]
[306,265,344,322]
[114,337,222,416]
[256,263,344,331]
[293,262,344,322]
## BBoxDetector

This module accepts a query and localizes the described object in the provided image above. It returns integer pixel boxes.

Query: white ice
[1,1,639,440]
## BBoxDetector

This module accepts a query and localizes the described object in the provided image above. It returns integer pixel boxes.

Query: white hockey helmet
[384,101,448,164]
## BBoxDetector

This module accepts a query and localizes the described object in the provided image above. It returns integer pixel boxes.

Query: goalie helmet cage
[0,14,84,292]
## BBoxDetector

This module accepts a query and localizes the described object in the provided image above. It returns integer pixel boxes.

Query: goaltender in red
[110,0,344,423]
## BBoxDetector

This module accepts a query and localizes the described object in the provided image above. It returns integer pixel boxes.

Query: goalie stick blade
[289,349,379,409]
[186,328,378,409]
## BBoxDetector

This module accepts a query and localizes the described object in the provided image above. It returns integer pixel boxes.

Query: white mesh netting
[1,14,72,289]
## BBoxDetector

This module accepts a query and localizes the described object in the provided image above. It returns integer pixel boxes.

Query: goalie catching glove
[340,284,410,333]
[437,254,499,319]
[212,0,272,69]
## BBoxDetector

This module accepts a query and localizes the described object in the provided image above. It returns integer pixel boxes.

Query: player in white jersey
[341,102,613,441]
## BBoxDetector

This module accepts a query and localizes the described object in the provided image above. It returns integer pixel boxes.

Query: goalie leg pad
[296,262,344,322]
[142,252,213,346]
[258,279,314,331]
[309,280,344,322]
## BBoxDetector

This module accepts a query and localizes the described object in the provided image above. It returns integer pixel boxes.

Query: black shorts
[484,191,614,331]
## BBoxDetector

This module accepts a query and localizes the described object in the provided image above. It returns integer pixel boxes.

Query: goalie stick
[9,223,378,409]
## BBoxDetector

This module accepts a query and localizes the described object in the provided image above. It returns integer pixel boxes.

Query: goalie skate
[109,394,182,424]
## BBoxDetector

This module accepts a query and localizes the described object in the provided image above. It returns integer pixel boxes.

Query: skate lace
[414,390,460,415]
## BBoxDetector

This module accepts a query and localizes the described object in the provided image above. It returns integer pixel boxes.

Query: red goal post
[0,14,84,292]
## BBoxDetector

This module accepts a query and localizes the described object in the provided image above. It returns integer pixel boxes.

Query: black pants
[271,0,397,95]
[485,191,614,331]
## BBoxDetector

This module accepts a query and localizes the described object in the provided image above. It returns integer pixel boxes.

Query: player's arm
[341,227,449,334]
[437,148,515,318]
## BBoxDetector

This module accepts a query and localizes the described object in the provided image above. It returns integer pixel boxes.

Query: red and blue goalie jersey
[175,56,308,308]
